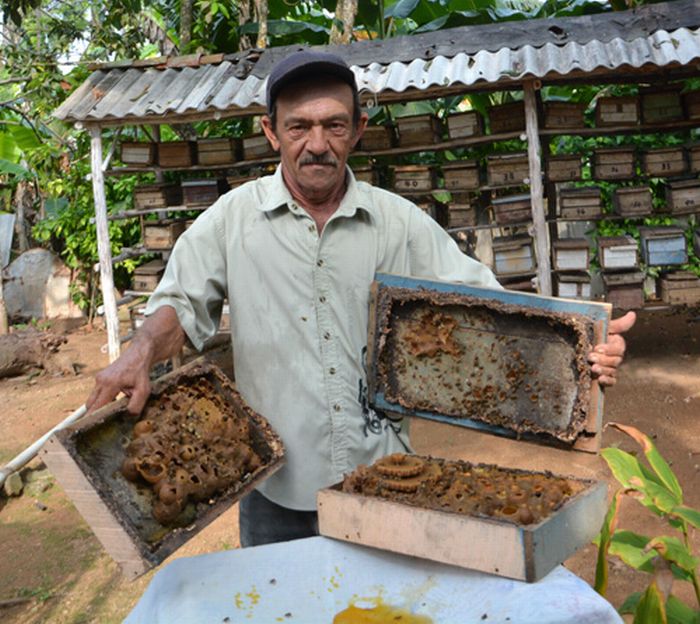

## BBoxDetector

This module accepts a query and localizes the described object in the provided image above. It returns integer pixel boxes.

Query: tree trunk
[13,180,31,252]
[180,0,193,52]
[0,271,8,335]
[238,0,253,51]
[331,0,357,44]
[254,0,268,49]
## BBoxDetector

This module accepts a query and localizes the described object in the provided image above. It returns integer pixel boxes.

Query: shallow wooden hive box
[358,124,394,151]
[181,179,229,206]
[226,173,259,189]
[689,144,700,174]
[120,141,156,166]
[391,165,436,193]
[351,165,378,185]
[592,147,636,180]
[442,160,480,190]
[134,183,182,210]
[318,274,610,582]
[486,152,529,187]
[132,259,165,292]
[603,271,645,309]
[558,186,602,219]
[598,236,639,270]
[492,235,535,275]
[555,273,591,300]
[666,179,700,215]
[552,238,589,271]
[684,90,700,120]
[141,219,187,251]
[546,155,582,182]
[640,87,684,124]
[659,271,700,305]
[242,133,276,160]
[488,101,525,133]
[196,138,238,166]
[543,102,587,130]
[447,192,477,228]
[157,141,197,167]
[595,96,639,127]
[639,226,688,266]
[642,147,687,177]
[491,193,531,225]
[396,114,442,147]
[613,186,653,217]
[41,360,285,579]
[446,111,484,139]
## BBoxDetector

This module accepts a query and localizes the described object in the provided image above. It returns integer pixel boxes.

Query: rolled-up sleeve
[144,203,228,351]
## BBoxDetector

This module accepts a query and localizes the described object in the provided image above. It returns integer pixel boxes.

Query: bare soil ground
[0,309,699,623]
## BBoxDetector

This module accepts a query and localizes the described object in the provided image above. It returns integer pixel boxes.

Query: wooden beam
[523,80,552,297]
[89,125,121,362]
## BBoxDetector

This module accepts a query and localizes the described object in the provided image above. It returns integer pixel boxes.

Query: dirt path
[0,309,698,623]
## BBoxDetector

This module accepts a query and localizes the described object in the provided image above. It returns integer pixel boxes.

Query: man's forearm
[132,305,187,368]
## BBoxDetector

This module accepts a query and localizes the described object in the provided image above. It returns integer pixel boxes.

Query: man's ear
[260,116,281,152]
[351,112,370,150]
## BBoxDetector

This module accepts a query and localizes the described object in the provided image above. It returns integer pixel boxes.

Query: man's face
[261,78,368,202]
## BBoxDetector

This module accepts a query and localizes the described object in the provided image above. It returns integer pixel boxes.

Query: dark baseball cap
[266,50,358,114]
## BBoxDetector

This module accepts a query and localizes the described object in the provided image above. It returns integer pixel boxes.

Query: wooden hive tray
[41,360,285,579]
[365,274,610,452]
[318,453,607,582]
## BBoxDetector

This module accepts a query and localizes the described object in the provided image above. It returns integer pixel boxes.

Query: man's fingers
[126,381,151,416]
[594,333,626,356]
[597,374,617,387]
[608,310,636,335]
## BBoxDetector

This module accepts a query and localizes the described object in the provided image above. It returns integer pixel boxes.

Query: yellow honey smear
[333,598,433,624]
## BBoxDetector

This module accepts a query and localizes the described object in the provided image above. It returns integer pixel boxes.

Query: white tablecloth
[125,536,622,624]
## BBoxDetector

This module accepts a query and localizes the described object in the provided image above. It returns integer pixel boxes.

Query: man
[86,50,634,546]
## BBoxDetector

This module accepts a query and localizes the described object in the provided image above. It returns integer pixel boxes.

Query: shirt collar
[257,164,377,220]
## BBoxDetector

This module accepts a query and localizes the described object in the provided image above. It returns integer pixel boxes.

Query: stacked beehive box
[552,238,591,300]
[598,235,643,309]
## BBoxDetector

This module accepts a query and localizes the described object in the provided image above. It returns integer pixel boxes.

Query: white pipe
[0,404,87,491]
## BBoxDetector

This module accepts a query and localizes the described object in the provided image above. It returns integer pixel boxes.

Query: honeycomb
[342,453,586,525]
[120,376,263,525]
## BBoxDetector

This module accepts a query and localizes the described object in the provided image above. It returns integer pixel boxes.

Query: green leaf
[666,595,700,624]
[385,0,421,19]
[671,506,700,530]
[633,582,667,624]
[645,536,699,576]
[9,124,42,152]
[608,530,655,573]
[0,132,20,161]
[0,158,32,178]
[594,489,622,596]
[601,448,667,513]
[619,591,643,615]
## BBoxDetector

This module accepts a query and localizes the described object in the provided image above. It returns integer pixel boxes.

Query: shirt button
[319,296,326,303]
[308,224,315,233]
[323,332,331,340]
[316,259,324,267]
[333,404,341,412]
[329,367,336,375]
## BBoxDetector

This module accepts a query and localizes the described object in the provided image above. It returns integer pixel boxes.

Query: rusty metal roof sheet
[53,1,700,126]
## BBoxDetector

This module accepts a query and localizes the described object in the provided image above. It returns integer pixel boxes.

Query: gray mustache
[300,154,338,167]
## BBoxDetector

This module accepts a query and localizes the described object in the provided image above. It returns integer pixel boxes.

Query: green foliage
[595,423,700,622]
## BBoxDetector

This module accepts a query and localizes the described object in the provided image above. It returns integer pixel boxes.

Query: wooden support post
[523,80,552,297]
[0,271,8,335]
[151,125,165,184]
[89,125,120,362]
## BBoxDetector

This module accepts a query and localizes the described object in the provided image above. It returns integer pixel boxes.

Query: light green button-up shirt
[146,166,501,510]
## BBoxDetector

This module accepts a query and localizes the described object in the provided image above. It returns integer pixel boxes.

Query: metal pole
[89,124,121,362]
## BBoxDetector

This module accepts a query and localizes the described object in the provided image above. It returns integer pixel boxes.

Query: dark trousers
[238,489,319,547]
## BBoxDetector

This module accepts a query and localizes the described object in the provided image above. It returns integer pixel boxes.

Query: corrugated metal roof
[53,7,700,126]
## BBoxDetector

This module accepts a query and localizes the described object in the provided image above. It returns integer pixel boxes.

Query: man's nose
[306,125,328,154]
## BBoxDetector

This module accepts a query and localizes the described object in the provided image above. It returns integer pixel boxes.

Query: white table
[125,536,622,624]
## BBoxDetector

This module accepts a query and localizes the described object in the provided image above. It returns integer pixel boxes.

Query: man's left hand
[589,311,636,387]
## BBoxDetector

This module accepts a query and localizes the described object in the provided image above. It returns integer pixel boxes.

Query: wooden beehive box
[546,155,582,183]
[689,144,700,174]
[595,96,639,127]
[640,87,684,125]
[442,160,480,191]
[358,124,395,151]
[658,271,700,305]
[492,235,535,275]
[486,152,529,187]
[488,101,525,133]
[543,102,587,129]
[491,194,531,225]
[598,236,639,270]
[226,173,259,189]
[181,178,229,206]
[555,273,591,300]
[129,302,147,331]
[242,133,276,160]
[642,147,687,177]
[592,147,636,180]
[196,138,238,166]
[559,187,603,219]
[132,259,165,292]
[639,226,687,266]
[612,186,653,217]
[695,228,700,258]
[684,90,700,120]
[41,360,285,579]
[396,114,443,147]
[391,165,436,193]
[351,165,378,185]
[120,142,156,166]
[134,184,183,210]
[447,192,477,228]
[157,141,197,167]
[552,238,590,271]
[666,179,700,215]
[446,111,484,139]
[142,219,187,251]
[603,271,645,309]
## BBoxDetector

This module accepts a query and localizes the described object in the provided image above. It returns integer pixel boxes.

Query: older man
[86,50,634,546]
